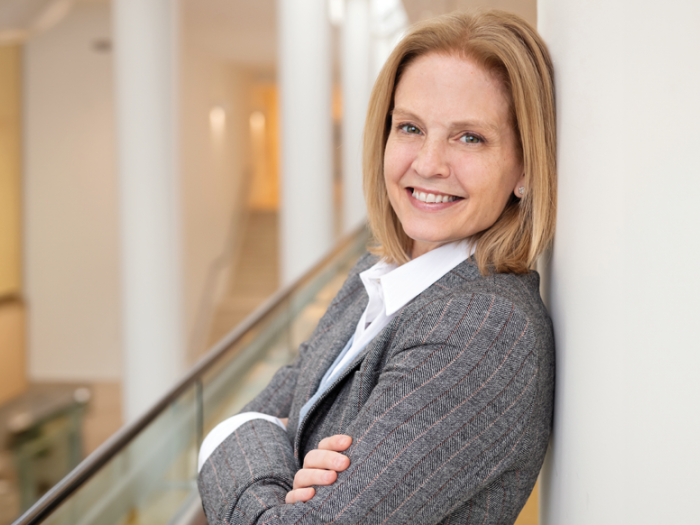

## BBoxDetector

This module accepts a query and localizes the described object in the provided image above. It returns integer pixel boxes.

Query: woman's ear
[513,173,526,199]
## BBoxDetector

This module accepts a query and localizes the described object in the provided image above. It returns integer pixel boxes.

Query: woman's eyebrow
[389,107,421,121]
[451,119,500,134]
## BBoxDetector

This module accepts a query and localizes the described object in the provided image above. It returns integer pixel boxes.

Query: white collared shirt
[198,240,474,472]
[329,239,474,378]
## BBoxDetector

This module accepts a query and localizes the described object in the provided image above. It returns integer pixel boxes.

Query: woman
[198,9,556,525]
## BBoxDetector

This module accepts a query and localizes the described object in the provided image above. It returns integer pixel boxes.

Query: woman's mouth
[408,188,462,204]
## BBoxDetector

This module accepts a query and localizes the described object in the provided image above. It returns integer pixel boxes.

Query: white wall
[24,2,122,381]
[538,1,700,523]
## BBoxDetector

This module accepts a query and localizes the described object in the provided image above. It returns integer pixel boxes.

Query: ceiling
[0,0,535,65]
[181,0,535,70]
[182,0,278,68]
[0,0,77,42]
[402,0,535,25]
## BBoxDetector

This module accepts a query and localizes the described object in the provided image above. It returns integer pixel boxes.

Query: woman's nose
[411,138,450,179]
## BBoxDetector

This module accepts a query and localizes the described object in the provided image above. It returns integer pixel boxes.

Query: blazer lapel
[293,304,402,459]
[292,285,367,453]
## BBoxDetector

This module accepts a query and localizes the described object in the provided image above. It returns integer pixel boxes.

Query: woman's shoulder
[320,252,376,313]
[389,259,554,375]
[349,251,381,277]
[407,257,553,342]
[447,258,546,310]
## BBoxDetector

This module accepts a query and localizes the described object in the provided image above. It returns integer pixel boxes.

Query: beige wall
[0,44,26,404]
[248,84,280,211]
[0,45,22,297]
[0,300,27,404]
[24,3,122,381]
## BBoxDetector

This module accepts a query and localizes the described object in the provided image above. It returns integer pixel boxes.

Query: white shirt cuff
[197,412,286,473]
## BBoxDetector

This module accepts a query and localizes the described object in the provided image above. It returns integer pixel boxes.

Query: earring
[518,186,525,196]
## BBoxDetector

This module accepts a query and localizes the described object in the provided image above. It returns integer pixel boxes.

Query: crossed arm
[198,295,540,524]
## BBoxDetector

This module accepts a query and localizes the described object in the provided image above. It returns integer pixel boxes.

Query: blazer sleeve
[238,351,303,418]
[237,252,373,418]
[200,292,541,524]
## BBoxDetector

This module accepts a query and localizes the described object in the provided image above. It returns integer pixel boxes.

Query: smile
[409,188,462,204]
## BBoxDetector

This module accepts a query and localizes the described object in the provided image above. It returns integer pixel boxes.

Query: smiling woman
[384,52,525,259]
[365,10,556,273]
[198,9,556,525]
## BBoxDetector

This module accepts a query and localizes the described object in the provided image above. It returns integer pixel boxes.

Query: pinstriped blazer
[198,252,555,525]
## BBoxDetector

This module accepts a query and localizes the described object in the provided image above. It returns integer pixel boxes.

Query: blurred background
[5,0,700,524]
[0,0,537,523]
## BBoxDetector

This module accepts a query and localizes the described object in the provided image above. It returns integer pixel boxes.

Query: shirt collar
[359,240,474,318]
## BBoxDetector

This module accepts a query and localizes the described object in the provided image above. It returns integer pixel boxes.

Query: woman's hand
[285,435,352,504]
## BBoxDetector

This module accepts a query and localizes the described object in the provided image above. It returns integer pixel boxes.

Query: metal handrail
[12,225,368,525]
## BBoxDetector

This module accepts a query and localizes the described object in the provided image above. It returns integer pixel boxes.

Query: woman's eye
[460,134,481,144]
[399,124,421,134]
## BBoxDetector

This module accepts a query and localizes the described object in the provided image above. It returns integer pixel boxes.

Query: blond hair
[363,10,556,274]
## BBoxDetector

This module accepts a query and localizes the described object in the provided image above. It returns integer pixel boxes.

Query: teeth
[411,189,457,203]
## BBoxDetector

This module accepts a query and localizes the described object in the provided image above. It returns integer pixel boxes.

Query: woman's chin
[403,225,461,247]
[405,232,461,256]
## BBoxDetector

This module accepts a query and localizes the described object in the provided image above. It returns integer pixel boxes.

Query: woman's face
[384,52,525,259]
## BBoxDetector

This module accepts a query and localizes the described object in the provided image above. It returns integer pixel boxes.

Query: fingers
[286,436,353,505]
[317,434,352,452]
[285,487,314,504]
[293,468,337,490]
[302,449,350,472]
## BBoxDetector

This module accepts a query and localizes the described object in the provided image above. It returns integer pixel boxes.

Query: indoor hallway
[206,210,280,348]
[79,209,283,462]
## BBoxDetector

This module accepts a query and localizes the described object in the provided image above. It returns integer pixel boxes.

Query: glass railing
[13,227,369,525]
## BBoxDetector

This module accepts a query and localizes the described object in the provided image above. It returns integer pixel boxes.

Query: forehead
[394,52,512,125]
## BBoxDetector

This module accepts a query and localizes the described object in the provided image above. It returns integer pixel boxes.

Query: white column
[341,0,371,233]
[113,0,183,422]
[278,0,334,284]
[369,0,407,80]
[538,1,700,523]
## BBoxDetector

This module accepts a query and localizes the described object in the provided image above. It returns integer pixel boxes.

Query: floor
[515,481,538,525]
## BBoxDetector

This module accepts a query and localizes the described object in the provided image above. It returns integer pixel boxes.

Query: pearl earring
[518,186,525,196]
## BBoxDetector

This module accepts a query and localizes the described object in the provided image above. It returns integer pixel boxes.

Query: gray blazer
[198,252,555,525]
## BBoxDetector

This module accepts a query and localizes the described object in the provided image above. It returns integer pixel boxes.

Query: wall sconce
[249,111,265,133]
[210,105,226,133]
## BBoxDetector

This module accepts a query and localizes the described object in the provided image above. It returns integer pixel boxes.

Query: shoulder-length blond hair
[363,9,556,275]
